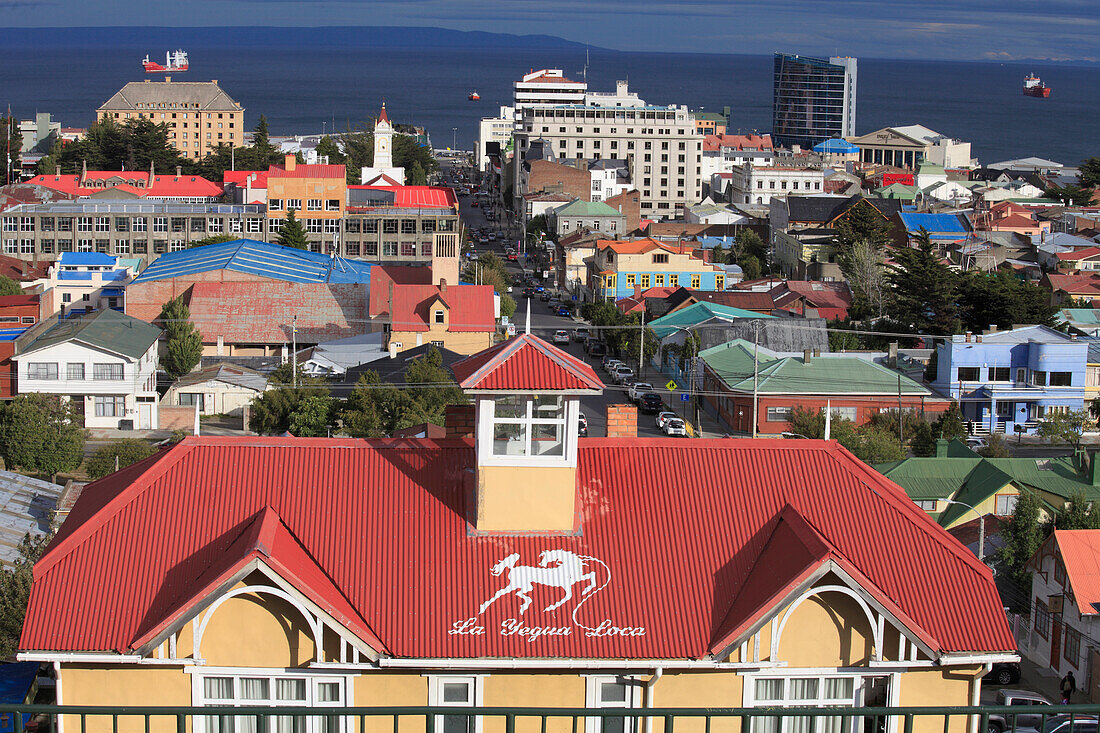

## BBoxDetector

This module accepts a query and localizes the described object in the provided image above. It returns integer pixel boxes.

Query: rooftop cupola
[451,333,604,533]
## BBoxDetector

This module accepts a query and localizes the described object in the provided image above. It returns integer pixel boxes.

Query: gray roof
[0,471,64,568]
[20,309,161,360]
[98,80,243,112]
[173,363,269,392]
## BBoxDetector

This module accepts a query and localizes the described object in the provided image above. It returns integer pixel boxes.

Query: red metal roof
[451,333,604,391]
[25,173,224,198]
[22,437,1015,657]
[223,170,270,188]
[1050,530,1100,615]
[1056,247,1100,261]
[349,186,458,209]
[389,284,496,333]
[368,264,435,318]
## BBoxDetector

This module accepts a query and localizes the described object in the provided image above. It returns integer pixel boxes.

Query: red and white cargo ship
[142,50,189,73]
[1022,74,1051,98]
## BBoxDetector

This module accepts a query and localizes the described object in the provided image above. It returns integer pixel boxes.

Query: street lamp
[452,128,458,151]
[941,498,986,561]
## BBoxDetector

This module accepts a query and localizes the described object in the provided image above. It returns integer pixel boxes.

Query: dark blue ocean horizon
[2,44,1096,167]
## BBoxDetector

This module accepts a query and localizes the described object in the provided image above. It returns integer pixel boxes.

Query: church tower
[373,103,394,171]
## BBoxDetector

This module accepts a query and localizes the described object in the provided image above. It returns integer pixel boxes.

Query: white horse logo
[478,549,610,615]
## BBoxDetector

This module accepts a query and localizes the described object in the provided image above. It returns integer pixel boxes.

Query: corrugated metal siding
[22,437,1015,657]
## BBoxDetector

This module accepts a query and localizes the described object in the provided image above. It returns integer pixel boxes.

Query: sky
[1,0,1098,62]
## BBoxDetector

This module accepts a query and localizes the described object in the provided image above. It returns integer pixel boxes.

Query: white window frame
[192,670,351,733]
[427,675,485,733]
[584,676,641,733]
[741,672,896,733]
[477,394,579,468]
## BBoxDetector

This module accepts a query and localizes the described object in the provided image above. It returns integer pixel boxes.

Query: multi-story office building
[512,69,587,113]
[514,83,701,218]
[477,107,514,170]
[96,78,245,160]
[772,54,857,150]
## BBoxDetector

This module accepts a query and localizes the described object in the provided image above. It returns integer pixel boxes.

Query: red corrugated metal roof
[390,284,496,332]
[349,186,458,209]
[368,265,436,318]
[451,334,604,391]
[1056,247,1100,261]
[1053,530,1100,615]
[223,170,270,188]
[22,437,1015,657]
[268,164,346,179]
[25,173,223,198]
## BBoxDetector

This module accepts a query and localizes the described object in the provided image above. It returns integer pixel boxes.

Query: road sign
[680,393,690,402]
[665,380,678,391]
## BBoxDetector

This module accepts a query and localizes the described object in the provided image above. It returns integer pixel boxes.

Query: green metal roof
[553,200,623,217]
[650,302,774,339]
[700,339,930,396]
[21,309,161,360]
[1062,309,1100,326]
[876,450,1100,527]
[874,183,920,200]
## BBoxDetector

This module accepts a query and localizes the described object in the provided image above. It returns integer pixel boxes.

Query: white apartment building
[699,134,775,185]
[729,162,825,205]
[515,93,701,217]
[477,107,515,170]
[513,69,587,113]
[13,308,162,429]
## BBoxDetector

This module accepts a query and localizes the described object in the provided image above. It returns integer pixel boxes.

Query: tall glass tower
[772,54,857,150]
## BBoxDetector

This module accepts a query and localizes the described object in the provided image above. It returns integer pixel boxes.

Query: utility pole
[291,314,298,388]
[638,309,645,379]
[898,373,904,446]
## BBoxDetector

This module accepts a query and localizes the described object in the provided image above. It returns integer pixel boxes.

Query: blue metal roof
[0,328,27,342]
[59,252,117,266]
[130,239,373,285]
[813,138,860,153]
[101,288,124,297]
[898,212,969,234]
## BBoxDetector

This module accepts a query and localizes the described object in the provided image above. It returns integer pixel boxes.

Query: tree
[784,407,901,463]
[0,114,23,186]
[500,293,516,320]
[978,432,1012,458]
[832,200,895,260]
[887,229,959,334]
[249,386,334,436]
[1037,409,1090,448]
[250,115,282,169]
[1080,156,1100,190]
[341,349,467,437]
[0,532,52,657]
[276,209,309,249]
[1045,184,1094,207]
[0,394,85,477]
[86,439,158,480]
[408,161,427,186]
[839,237,888,319]
[0,275,22,297]
[739,255,762,281]
[933,404,966,442]
[54,117,197,175]
[287,394,337,437]
[1053,492,1100,530]
[956,270,1057,332]
[392,134,437,174]
[159,296,202,379]
[338,129,373,184]
[997,488,1045,593]
[187,233,237,249]
[315,135,344,165]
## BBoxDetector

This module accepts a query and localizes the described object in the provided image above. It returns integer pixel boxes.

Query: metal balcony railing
[4,705,1100,733]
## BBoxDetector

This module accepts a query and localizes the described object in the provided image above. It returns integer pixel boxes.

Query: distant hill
[0,26,599,50]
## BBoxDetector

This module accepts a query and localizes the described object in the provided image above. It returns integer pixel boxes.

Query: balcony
[4,704,1097,733]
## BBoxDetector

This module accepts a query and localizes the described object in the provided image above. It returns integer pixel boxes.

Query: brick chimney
[606,404,637,439]
[444,403,475,439]
[284,154,296,172]
[439,278,448,294]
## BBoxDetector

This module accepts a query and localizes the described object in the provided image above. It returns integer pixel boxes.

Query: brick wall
[159,406,197,431]
[445,403,475,439]
[606,403,637,439]
[605,190,642,233]
[527,160,592,202]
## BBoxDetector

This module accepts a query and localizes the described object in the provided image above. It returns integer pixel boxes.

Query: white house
[1025,529,1100,699]
[729,162,825,205]
[14,309,161,429]
[162,363,270,417]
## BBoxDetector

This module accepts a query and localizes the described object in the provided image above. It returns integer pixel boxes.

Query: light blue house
[932,325,1087,435]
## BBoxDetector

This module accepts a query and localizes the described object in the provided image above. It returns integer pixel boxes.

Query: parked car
[578,413,588,437]
[987,689,1051,733]
[663,418,688,437]
[586,341,607,358]
[556,305,572,317]
[1041,715,1098,733]
[613,365,635,384]
[540,291,552,302]
[547,299,562,311]
[603,357,622,373]
[967,437,989,450]
[629,382,655,402]
[987,663,1023,687]
[656,411,677,429]
[552,330,570,344]
[639,393,664,414]
[508,253,519,261]
[573,328,590,342]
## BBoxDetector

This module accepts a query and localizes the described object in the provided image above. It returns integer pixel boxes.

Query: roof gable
[451,334,603,392]
[19,309,160,360]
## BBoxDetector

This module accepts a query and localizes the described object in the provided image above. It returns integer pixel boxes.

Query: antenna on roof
[525,298,531,336]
